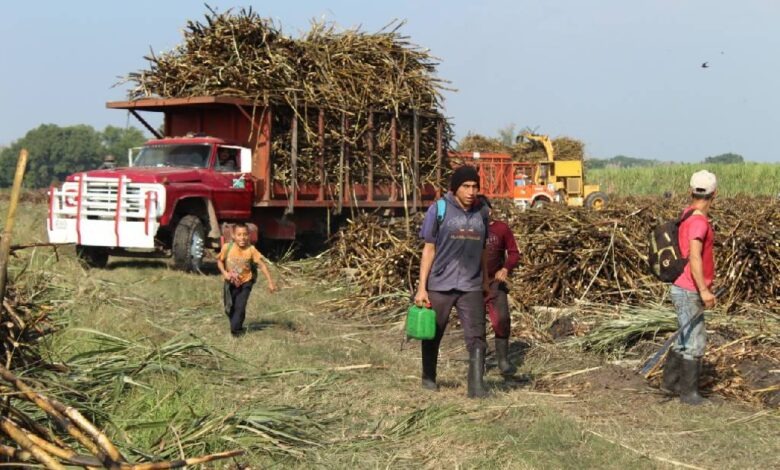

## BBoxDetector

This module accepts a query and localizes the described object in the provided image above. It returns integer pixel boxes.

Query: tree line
[586,152,745,169]
[0,124,146,188]
[465,123,746,168]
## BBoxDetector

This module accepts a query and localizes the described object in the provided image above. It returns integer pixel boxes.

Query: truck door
[208,146,253,220]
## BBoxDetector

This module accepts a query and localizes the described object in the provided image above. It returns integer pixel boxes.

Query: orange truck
[449,134,608,210]
[448,152,557,208]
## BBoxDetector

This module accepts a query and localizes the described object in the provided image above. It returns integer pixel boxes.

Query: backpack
[647,210,695,282]
[225,241,258,284]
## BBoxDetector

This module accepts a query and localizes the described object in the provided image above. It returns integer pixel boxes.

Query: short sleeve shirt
[419,193,487,292]
[218,244,263,286]
[673,207,715,292]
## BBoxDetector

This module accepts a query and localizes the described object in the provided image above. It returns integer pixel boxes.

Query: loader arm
[521,133,555,162]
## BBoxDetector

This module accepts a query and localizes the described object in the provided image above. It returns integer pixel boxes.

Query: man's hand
[700,289,716,309]
[267,281,277,293]
[494,268,509,283]
[414,288,430,307]
[482,279,491,300]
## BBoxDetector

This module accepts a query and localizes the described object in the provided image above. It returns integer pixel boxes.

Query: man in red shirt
[665,170,717,405]
[478,196,521,376]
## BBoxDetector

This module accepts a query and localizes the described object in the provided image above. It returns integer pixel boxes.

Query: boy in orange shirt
[217,223,276,336]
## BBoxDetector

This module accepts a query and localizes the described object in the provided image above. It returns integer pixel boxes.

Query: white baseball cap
[690,170,717,195]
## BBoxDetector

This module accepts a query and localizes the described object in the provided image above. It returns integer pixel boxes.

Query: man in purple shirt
[415,165,490,398]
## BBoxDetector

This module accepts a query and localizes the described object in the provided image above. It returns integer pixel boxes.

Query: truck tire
[585,191,609,210]
[532,197,550,209]
[76,246,109,269]
[172,215,206,272]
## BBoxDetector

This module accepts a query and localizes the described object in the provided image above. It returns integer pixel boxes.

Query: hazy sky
[2,1,779,162]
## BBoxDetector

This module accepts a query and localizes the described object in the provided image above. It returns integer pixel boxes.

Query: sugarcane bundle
[125,6,452,186]
[323,197,780,318]
[327,213,424,304]
[511,136,585,162]
[457,133,511,154]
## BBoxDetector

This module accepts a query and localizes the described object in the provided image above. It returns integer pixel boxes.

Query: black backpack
[647,210,695,282]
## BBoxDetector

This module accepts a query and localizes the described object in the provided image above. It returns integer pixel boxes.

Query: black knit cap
[450,165,480,192]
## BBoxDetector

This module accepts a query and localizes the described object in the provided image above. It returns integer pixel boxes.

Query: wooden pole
[412,110,420,213]
[0,149,28,305]
[337,112,346,214]
[317,109,325,201]
[390,116,398,201]
[436,119,444,198]
[288,99,298,215]
[344,115,351,209]
[366,113,375,202]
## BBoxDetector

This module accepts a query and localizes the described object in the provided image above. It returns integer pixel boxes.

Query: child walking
[217,223,276,336]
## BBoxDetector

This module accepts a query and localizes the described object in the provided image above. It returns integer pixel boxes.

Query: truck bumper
[47,175,166,249]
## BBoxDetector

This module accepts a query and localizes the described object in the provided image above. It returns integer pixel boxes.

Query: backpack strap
[677,209,697,225]
[431,198,447,239]
[436,198,446,224]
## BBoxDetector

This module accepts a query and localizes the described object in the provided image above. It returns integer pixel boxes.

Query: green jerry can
[406,305,436,340]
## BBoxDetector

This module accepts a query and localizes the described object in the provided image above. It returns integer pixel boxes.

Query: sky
[2,0,779,162]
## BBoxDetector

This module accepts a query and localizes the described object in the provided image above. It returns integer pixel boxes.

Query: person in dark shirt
[478,195,520,375]
[415,165,490,398]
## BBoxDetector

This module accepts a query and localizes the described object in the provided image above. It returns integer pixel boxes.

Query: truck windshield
[133,144,211,168]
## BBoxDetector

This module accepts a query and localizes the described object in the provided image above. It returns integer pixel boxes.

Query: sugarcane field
[1,4,780,470]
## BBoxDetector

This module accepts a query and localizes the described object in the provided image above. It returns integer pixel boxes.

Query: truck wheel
[172,215,206,272]
[532,198,550,209]
[76,246,109,269]
[585,191,609,210]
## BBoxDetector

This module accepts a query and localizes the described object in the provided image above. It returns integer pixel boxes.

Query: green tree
[101,125,147,165]
[0,124,104,188]
[0,125,149,188]
[704,153,744,164]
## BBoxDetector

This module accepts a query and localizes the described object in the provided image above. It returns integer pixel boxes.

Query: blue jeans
[670,285,706,359]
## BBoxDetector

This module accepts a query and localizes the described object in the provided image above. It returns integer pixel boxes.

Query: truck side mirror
[239,148,252,173]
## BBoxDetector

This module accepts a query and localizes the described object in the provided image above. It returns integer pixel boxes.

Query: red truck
[47,96,446,270]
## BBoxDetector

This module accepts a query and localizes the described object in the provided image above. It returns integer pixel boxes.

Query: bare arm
[689,239,715,308]
[256,258,276,292]
[414,243,436,306]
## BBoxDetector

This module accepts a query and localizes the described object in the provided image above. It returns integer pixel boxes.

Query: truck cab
[48,136,254,270]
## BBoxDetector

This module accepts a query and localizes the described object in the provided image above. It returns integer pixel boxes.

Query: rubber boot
[421,340,439,391]
[660,349,682,395]
[495,338,517,376]
[467,347,488,398]
[679,357,707,405]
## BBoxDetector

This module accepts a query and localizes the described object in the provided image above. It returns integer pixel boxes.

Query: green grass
[588,162,780,196]
[2,201,779,468]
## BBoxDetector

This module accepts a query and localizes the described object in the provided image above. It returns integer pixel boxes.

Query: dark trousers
[224,282,253,333]
[486,281,511,338]
[425,290,486,353]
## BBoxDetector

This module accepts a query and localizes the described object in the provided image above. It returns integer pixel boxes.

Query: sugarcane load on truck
[46,9,453,270]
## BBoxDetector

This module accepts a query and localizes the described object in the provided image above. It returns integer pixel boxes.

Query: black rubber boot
[660,350,682,395]
[495,338,517,376]
[467,347,488,398]
[679,357,707,405]
[421,340,439,391]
